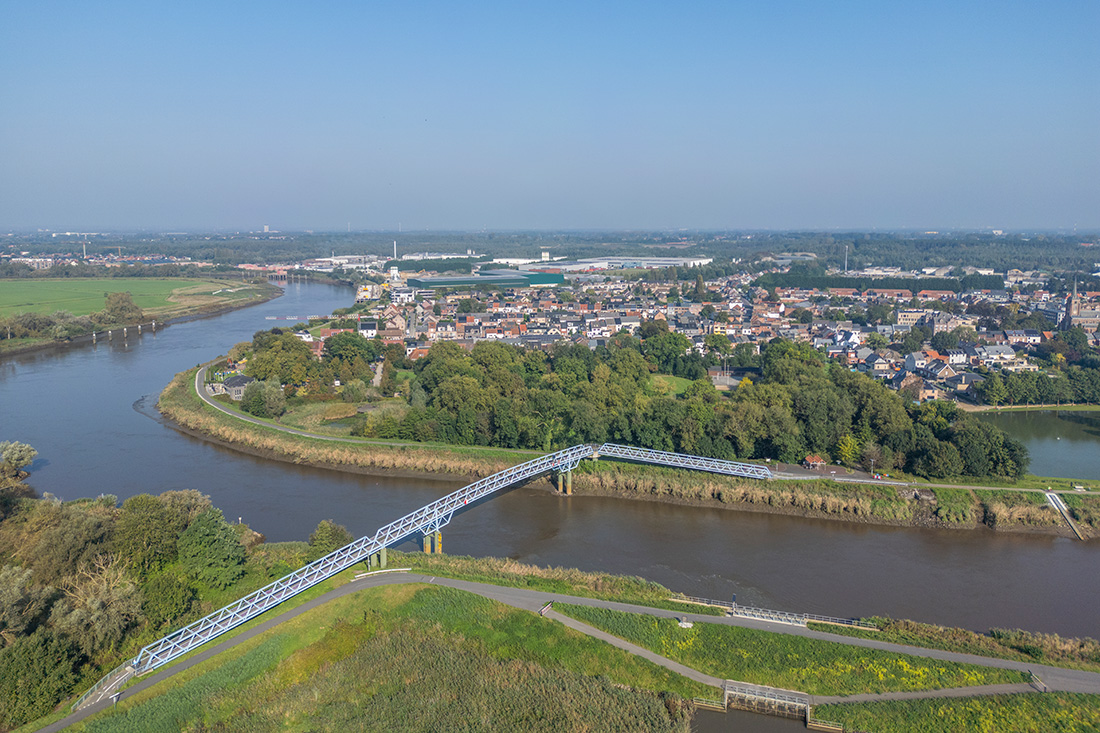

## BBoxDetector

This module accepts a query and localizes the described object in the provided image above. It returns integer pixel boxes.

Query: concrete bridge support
[422,531,443,554]
[367,548,388,569]
[555,470,573,495]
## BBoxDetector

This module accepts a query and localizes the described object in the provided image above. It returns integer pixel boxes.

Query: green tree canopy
[114,494,178,574]
[177,508,246,589]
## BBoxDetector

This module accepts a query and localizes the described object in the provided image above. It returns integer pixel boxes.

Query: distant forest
[5,231,1098,272]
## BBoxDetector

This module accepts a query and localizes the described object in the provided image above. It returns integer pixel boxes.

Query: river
[2,282,1098,654]
[974,409,1100,481]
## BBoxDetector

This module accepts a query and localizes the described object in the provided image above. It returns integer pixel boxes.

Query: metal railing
[597,443,773,480]
[670,594,874,629]
[723,682,810,707]
[124,444,596,678]
[78,441,777,709]
[70,662,132,711]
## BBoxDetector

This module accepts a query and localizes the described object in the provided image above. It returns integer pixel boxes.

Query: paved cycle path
[44,571,1100,730]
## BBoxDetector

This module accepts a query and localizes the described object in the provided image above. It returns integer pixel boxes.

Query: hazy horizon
[2,2,1097,232]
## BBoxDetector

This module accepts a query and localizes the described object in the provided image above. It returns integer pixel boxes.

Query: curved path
[194,364,1100,500]
[44,572,1100,731]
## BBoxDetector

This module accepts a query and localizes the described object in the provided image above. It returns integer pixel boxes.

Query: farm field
[0,278,265,318]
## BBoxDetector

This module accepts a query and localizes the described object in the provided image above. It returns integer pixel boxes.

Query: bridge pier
[423,532,443,554]
[368,548,388,569]
[555,470,573,495]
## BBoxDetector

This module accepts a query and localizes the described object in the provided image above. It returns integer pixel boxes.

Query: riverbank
[158,367,1099,540]
[0,279,282,358]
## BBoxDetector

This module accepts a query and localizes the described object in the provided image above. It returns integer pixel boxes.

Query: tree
[0,441,36,477]
[100,292,143,324]
[930,330,960,352]
[49,555,142,656]
[241,379,286,418]
[114,494,178,574]
[342,379,369,403]
[977,373,1007,406]
[140,570,195,629]
[432,302,442,316]
[703,333,732,356]
[324,331,381,365]
[247,333,316,384]
[835,434,860,465]
[864,333,889,349]
[0,629,82,729]
[227,341,250,362]
[308,520,354,560]
[0,565,56,642]
[177,508,245,589]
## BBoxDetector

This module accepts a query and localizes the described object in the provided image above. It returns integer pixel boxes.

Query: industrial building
[406,269,564,290]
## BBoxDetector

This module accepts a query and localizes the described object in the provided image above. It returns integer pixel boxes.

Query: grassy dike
[68,584,702,733]
[806,617,1100,674]
[158,367,1100,537]
[816,693,1100,733]
[553,604,1025,696]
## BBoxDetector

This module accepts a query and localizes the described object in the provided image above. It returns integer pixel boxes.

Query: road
[194,364,1099,499]
[44,571,1100,731]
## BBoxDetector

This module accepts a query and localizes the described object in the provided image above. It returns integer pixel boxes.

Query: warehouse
[407,270,564,289]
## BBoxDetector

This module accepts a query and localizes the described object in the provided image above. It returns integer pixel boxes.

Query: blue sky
[1,1,1097,232]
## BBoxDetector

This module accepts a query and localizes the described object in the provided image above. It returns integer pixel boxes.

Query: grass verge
[806,617,1100,673]
[71,584,703,733]
[555,604,1026,696]
[816,693,1100,733]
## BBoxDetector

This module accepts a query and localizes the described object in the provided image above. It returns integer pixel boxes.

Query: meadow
[70,584,703,733]
[806,617,1100,673]
[0,278,264,318]
[816,693,1100,733]
[555,604,1026,696]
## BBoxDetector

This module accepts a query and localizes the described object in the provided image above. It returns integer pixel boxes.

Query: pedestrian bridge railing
[671,594,874,629]
[78,442,773,709]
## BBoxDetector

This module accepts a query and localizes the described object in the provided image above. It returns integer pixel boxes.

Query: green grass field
[555,604,1025,696]
[650,374,693,396]
[0,278,259,317]
[71,585,702,733]
[816,693,1100,732]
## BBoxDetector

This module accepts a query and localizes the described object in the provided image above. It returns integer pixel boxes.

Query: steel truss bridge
[76,443,770,709]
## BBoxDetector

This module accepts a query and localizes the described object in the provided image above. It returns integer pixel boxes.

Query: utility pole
[844,245,848,274]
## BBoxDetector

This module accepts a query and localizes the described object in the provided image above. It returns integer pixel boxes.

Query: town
[226,249,1100,409]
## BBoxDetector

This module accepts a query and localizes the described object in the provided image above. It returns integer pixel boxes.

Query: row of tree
[0,462,356,729]
[351,337,1028,481]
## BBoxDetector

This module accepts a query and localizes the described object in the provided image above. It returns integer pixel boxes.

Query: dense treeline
[975,367,1100,407]
[9,230,1093,271]
[751,270,1004,293]
[343,335,1027,480]
[714,232,1097,272]
[0,450,353,729]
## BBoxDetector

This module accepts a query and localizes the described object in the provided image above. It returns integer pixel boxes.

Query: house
[803,454,826,470]
[222,375,255,400]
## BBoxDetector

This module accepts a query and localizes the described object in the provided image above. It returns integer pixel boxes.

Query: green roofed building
[406,270,564,289]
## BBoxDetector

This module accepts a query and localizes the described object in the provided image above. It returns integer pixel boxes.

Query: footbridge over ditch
[74,444,770,709]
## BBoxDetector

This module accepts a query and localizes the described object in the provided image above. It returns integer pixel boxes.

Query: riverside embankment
[160,362,1099,542]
